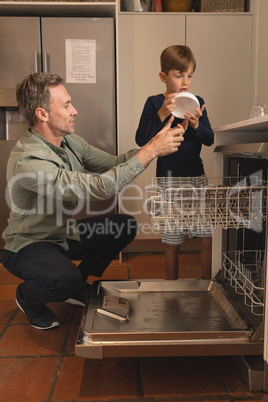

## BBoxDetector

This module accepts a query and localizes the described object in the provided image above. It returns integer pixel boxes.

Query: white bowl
[172,92,200,119]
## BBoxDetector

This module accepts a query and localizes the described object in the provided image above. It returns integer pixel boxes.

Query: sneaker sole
[64,298,85,307]
[16,297,60,330]
[30,321,60,330]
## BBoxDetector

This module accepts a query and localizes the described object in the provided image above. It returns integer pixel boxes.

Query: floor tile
[129,262,201,279]
[109,256,128,266]
[179,264,202,278]
[0,301,17,324]
[140,356,226,397]
[0,357,58,402]
[65,322,80,355]
[129,265,167,279]
[53,356,138,400]
[214,356,255,395]
[0,284,17,301]
[179,252,201,265]
[0,324,69,357]
[0,267,22,284]
[128,253,165,266]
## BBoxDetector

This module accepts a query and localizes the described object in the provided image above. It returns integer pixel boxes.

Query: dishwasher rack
[222,250,265,316]
[145,176,267,317]
[145,176,267,232]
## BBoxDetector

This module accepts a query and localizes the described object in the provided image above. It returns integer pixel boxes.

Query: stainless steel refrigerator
[0,17,116,249]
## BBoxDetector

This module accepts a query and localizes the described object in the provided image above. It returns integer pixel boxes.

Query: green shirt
[3,129,144,252]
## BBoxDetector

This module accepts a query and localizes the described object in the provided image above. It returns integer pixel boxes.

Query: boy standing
[136,45,214,280]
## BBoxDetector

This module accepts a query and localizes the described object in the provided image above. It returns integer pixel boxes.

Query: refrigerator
[0,17,116,249]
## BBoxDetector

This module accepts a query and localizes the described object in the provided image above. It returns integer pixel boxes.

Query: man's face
[47,84,78,136]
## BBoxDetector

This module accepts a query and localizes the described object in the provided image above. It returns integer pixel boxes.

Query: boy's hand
[184,104,205,131]
[158,93,177,122]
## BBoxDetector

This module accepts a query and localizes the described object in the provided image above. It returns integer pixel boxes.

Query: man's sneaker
[16,285,60,330]
[64,283,91,307]
[64,298,85,307]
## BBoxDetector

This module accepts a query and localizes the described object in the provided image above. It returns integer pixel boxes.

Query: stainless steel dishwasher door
[75,279,263,359]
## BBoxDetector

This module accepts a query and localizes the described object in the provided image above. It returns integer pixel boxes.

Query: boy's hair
[160,45,196,75]
[16,72,63,127]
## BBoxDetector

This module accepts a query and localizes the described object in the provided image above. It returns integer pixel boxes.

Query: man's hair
[16,72,64,127]
[160,45,196,75]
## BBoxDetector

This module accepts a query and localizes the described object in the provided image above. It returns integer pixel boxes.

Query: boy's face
[160,65,194,94]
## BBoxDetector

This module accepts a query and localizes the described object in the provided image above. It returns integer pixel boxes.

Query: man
[2,72,186,330]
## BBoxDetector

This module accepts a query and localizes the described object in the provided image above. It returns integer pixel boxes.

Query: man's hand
[136,116,187,167]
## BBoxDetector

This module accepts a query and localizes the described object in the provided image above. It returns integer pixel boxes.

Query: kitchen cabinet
[117,12,254,243]
[187,14,253,128]
[187,13,253,181]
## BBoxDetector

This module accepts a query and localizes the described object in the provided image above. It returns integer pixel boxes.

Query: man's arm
[136,115,187,168]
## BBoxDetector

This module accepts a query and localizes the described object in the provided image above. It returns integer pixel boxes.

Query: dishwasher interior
[76,146,268,391]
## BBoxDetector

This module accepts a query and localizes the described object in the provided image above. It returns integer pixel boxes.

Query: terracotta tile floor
[0,252,267,402]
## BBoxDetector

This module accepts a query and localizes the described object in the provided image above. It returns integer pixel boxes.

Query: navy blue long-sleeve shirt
[135,94,214,177]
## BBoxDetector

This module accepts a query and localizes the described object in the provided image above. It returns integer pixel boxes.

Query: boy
[136,45,214,280]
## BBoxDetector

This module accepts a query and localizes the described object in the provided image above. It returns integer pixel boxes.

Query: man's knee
[119,214,138,241]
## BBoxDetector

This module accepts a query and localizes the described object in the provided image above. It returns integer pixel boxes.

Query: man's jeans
[2,214,137,308]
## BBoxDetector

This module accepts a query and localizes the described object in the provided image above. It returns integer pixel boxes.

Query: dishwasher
[75,139,268,392]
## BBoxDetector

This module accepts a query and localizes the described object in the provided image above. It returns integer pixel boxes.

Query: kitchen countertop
[213,116,268,147]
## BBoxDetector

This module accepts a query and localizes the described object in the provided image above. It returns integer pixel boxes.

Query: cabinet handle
[33,50,39,73]
[42,50,48,73]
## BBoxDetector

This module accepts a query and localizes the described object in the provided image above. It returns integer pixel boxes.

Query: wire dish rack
[222,250,265,316]
[145,176,267,232]
[145,176,267,316]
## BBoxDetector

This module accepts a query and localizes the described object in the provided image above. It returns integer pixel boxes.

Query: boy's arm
[135,97,166,147]
[186,97,214,146]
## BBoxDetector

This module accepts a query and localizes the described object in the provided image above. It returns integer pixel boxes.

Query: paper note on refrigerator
[65,39,96,84]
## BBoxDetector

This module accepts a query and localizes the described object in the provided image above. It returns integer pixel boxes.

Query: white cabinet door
[187,14,253,178]
[118,14,185,239]
[187,14,253,128]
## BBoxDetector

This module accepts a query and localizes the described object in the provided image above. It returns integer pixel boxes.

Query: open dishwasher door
[75,279,263,359]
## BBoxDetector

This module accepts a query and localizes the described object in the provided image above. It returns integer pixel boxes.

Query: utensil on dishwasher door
[97,295,130,320]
